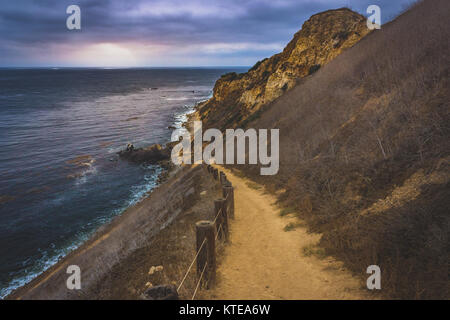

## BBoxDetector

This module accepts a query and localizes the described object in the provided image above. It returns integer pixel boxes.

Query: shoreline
[1,164,165,300]
[6,193,144,299]
[4,99,206,300]
[6,162,205,299]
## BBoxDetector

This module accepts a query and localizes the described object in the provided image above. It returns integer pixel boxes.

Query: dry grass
[302,244,327,260]
[246,181,262,190]
[236,0,449,299]
[283,222,297,232]
[279,207,296,217]
[83,166,223,300]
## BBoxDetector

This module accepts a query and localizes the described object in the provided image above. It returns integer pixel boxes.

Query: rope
[191,261,208,300]
[215,223,222,241]
[213,207,222,224]
[177,238,207,292]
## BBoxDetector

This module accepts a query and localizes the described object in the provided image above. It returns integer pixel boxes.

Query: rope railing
[146,164,234,300]
[215,222,226,242]
[213,206,222,224]
[191,261,208,300]
[177,238,206,292]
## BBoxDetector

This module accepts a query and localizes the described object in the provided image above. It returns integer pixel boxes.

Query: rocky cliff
[197,8,370,128]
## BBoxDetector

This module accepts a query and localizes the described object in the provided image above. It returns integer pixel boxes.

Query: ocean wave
[0,240,81,299]
[74,165,97,186]
[0,93,25,99]
[163,97,190,101]
[65,157,97,186]
[107,146,124,154]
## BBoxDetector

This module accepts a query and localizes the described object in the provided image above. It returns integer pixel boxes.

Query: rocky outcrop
[197,8,370,128]
[118,144,170,164]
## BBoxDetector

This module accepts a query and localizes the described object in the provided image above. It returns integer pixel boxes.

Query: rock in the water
[118,144,170,164]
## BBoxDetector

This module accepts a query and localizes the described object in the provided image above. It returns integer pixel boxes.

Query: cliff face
[198,8,370,128]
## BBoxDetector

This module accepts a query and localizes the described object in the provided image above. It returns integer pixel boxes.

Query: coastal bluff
[197,8,370,129]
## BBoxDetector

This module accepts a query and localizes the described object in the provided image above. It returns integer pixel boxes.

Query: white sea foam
[0,241,81,299]
[164,97,190,101]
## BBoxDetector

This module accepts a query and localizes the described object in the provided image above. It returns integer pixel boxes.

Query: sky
[0,0,417,67]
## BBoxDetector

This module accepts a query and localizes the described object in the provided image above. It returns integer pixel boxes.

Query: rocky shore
[6,164,221,299]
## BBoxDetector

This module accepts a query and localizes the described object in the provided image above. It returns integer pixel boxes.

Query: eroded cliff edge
[197,8,370,129]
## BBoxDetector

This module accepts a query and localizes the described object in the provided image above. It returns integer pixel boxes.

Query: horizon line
[0,66,251,69]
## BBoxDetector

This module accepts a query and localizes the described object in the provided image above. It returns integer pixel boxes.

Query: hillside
[197,0,449,299]
[197,8,371,129]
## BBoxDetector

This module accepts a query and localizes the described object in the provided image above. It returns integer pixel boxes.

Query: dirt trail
[206,166,370,300]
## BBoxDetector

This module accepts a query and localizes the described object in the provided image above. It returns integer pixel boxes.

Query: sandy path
[207,166,369,300]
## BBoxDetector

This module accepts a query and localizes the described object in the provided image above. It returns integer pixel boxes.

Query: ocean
[0,67,247,298]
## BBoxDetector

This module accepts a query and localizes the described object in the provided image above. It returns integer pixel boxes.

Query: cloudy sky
[0,0,416,67]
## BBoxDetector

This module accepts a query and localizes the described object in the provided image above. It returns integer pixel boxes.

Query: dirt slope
[204,166,372,300]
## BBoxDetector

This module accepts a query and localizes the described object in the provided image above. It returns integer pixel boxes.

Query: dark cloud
[0,0,417,66]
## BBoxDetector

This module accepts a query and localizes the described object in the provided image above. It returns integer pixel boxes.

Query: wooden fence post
[220,172,227,185]
[222,185,235,219]
[196,221,216,287]
[213,168,219,180]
